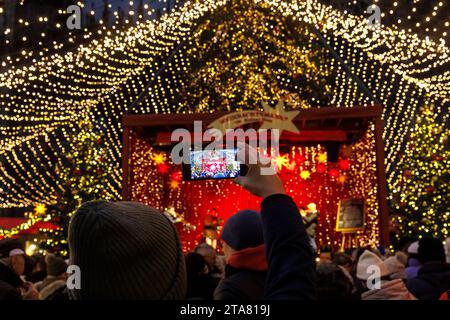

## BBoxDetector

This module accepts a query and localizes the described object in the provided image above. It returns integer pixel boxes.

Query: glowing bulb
[26,244,37,256]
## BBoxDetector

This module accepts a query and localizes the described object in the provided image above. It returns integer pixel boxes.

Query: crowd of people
[1,157,449,300]
[185,226,450,300]
[0,245,69,300]
[1,234,449,300]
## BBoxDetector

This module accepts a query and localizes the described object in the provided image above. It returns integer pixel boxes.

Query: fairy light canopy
[0,0,449,208]
[0,0,177,68]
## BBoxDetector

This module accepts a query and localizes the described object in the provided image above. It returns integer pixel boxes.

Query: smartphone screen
[182,148,243,181]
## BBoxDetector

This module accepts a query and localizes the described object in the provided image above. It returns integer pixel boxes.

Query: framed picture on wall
[336,198,365,232]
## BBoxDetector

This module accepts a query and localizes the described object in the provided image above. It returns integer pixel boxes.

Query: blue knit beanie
[221,210,264,251]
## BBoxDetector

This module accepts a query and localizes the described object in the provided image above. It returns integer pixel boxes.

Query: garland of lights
[0,204,51,238]
[0,0,449,210]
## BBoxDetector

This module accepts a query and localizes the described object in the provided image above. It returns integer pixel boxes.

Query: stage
[121,105,389,252]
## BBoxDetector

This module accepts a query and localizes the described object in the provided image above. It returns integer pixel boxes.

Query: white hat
[356,250,390,280]
[407,241,419,254]
[9,248,25,257]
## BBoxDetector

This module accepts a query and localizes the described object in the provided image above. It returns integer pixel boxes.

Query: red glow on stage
[129,130,380,252]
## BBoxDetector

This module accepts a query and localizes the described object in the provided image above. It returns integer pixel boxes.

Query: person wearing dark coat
[234,144,316,299]
[0,258,23,300]
[406,237,450,300]
[26,254,47,283]
[194,243,224,279]
[185,252,218,300]
[0,239,39,300]
[214,209,267,300]
[36,253,68,300]
[316,261,355,300]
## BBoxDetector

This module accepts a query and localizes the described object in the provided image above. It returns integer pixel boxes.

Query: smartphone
[182,148,247,181]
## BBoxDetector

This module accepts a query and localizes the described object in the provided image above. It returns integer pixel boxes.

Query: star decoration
[170,180,180,190]
[328,169,339,178]
[260,99,300,134]
[316,163,326,173]
[34,204,47,215]
[317,153,327,163]
[300,170,310,180]
[151,152,166,165]
[338,159,350,170]
[157,163,169,174]
[171,170,183,182]
[207,99,300,134]
[163,207,195,230]
[273,153,290,170]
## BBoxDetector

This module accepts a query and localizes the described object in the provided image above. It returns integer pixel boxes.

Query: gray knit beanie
[45,253,68,276]
[68,200,186,299]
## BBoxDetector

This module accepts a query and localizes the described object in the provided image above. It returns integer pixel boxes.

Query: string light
[128,123,380,250]
[0,0,448,216]
[391,105,449,243]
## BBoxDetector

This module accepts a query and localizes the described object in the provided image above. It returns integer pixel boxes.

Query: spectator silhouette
[214,210,267,300]
[35,254,68,300]
[185,252,218,299]
[406,237,450,300]
[356,250,415,300]
[0,239,38,300]
[68,201,186,299]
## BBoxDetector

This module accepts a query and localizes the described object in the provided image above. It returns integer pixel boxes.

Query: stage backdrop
[128,126,380,252]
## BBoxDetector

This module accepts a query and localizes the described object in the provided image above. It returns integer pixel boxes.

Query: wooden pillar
[121,126,131,201]
[374,116,390,247]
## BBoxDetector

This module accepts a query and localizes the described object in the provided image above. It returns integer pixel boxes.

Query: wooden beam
[121,127,131,201]
[122,105,383,128]
[155,130,351,144]
[374,116,390,247]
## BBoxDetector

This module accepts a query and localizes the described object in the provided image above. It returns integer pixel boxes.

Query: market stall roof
[123,105,382,145]
[0,218,59,239]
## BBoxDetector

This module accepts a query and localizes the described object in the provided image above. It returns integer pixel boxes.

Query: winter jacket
[260,194,316,300]
[36,275,65,292]
[214,244,267,300]
[214,266,266,300]
[361,279,416,300]
[38,279,67,300]
[0,261,22,300]
[406,261,450,300]
[405,257,421,279]
[26,270,47,284]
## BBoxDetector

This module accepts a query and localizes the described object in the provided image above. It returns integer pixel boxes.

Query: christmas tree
[38,119,110,256]
[173,0,333,112]
[392,106,450,244]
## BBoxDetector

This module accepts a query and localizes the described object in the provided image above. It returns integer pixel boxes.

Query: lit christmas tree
[174,0,333,112]
[38,119,111,256]
[392,106,450,244]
